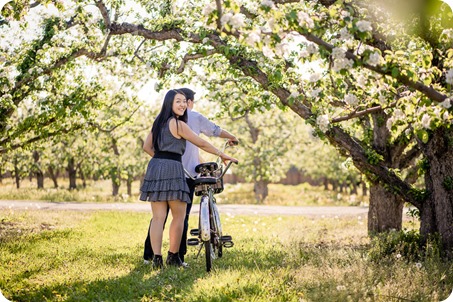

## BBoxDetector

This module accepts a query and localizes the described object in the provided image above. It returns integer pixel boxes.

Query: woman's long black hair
[151,89,188,152]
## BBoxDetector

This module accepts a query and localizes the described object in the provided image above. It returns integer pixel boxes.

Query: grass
[0,178,368,206]
[1,209,451,302]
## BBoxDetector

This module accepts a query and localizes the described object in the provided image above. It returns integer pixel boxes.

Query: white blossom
[309,88,322,98]
[202,2,217,15]
[332,58,353,72]
[367,52,382,67]
[356,20,372,32]
[332,47,346,60]
[316,114,330,132]
[445,69,453,85]
[309,72,322,83]
[440,98,452,109]
[443,111,450,120]
[262,46,275,59]
[245,31,261,46]
[356,75,367,88]
[386,116,395,130]
[307,43,318,54]
[230,13,246,29]
[344,93,359,106]
[339,27,352,41]
[261,0,275,8]
[220,12,233,26]
[297,11,314,29]
[290,91,299,98]
[275,43,290,57]
[421,114,431,129]
[394,109,406,120]
[299,49,309,58]
[415,262,422,269]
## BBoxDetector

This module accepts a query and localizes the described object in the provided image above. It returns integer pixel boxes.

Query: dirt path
[0,200,369,218]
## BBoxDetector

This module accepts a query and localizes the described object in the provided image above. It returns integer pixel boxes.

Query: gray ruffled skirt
[139,158,191,203]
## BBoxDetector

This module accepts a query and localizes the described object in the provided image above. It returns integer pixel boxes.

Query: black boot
[166,251,184,267]
[152,255,163,269]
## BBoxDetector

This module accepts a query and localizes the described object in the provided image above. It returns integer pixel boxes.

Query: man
[143,87,238,266]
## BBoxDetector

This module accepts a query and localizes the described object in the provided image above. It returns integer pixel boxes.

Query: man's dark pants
[143,178,196,262]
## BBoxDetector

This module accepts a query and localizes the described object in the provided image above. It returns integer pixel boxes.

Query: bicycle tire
[204,239,212,272]
[211,202,223,258]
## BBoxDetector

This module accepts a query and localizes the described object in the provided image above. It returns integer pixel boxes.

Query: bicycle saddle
[194,176,217,185]
[195,162,218,173]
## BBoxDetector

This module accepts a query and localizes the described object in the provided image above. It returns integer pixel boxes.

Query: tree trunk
[14,157,20,189]
[67,157,77,190]
[368,184,405,233]
[254,180,269,203]
[323,177,329,190]
[48,165,59,188]
[127,174,133,196]
[362,181,368,196]
[33,151,44,189]
[421,127,453,253]
[111,138,121,196]
[78,163,86,188]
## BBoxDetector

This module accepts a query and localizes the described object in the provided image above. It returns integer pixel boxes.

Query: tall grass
[0,209,450,301]
[0,178,367,206]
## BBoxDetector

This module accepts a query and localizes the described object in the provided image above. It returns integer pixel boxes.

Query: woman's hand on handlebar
[227,138,239,146]
[220,153,238,165]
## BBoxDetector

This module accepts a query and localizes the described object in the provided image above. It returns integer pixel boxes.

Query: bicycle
[185,141,238,272]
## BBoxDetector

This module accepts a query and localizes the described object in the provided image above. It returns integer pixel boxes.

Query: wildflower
[356,20,372,32]
[396,253,402,259]
[316,114,330,132]
[336,285,346,291]
[415,262,422,269]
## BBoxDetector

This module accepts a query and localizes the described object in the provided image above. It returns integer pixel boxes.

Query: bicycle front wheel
[211,202,223,258]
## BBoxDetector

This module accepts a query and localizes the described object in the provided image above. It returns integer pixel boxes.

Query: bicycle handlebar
[184,140,238,181]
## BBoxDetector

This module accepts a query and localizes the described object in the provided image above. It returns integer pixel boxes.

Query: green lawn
[1,209,451,302]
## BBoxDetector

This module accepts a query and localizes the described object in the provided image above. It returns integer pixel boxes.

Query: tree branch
[177,50,218,73]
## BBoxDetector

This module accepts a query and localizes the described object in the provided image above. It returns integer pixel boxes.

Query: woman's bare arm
[143,130,154,157]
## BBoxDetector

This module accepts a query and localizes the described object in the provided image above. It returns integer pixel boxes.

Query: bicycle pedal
[187,238,199,246]
[223,241,234,248]
[220,235,232,242]
[190,228,199,236]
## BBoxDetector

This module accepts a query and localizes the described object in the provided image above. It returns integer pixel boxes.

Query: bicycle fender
[200,196,211,241]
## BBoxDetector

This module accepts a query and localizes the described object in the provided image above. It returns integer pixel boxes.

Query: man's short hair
[178,88,196,102]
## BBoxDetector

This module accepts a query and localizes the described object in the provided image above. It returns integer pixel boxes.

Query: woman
[140,89,238,269]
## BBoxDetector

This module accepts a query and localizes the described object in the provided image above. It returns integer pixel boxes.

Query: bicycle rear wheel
[204,240,212,272]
